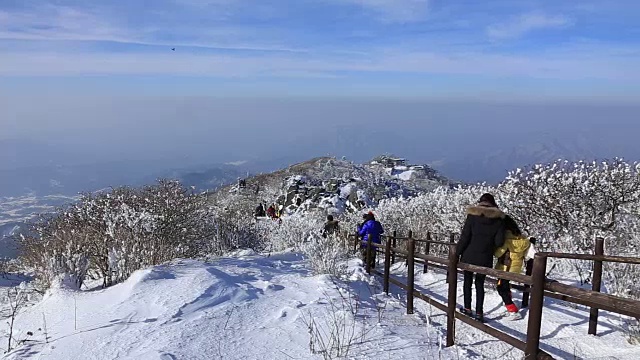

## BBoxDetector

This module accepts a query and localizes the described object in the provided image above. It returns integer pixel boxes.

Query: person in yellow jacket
[494,215,531,316]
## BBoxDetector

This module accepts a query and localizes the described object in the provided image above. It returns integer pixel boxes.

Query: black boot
[459,307,473,317]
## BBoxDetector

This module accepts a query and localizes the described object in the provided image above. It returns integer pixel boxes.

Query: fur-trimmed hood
[466,204,505,219]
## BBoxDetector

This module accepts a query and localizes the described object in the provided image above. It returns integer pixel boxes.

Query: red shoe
[506,304,519,313]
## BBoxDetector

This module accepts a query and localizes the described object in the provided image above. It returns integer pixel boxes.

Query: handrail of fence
[348,232,640,360]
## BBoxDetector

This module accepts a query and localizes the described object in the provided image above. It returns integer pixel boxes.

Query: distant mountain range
[430,134,638,184]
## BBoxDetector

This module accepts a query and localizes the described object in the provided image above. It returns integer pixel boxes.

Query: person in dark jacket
[322,215,340,238]
[255,203,265,218]
[456,193,506,322]
[358,212,384,268]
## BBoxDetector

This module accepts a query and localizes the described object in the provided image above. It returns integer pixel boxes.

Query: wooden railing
[349,232,640,360]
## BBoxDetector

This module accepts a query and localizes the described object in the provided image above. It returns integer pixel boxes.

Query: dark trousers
[360,247,377,269]
[497,279,514,306]
[463,271,487,314]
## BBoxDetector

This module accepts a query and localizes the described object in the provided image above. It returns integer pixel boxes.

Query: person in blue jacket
[358,211,384,269]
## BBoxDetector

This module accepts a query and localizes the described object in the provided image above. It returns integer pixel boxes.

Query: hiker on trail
[358,212,384,269]
[494,215,531,319]
[255,203,266,217]
[266,204,276,219]
[456,193,506,323]
[322,215,340,238]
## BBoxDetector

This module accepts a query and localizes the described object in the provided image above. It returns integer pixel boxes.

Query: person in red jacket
[266,204,276,219]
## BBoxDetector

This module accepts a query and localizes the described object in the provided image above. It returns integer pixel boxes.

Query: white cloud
[1,1,637,85]
[487,12,572,39]
[0,5,130,43]
[0,3,302,53]
[344,0,430,23]
[225,160,247,166]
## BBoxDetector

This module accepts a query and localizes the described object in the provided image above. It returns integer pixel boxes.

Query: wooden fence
[349,232,640,360]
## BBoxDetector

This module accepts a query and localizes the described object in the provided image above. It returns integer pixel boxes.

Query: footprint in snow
[292,301,306,309]
[266,284,285,292]
[255,280,285,292]
[273,307,300,324]
[279,309,288,318]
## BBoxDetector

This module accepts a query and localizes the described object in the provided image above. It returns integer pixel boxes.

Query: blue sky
[1,0,640,98]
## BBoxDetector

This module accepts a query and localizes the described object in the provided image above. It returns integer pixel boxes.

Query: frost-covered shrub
[499,159,640,253]
[19,216,91,290]
[260,212,325,251]
[20,180,217,289]
[206,194,266,254]
[300,233,350,276]
[498,159,640,285]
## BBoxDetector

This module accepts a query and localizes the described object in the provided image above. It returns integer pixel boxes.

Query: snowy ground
[386,261,640,360]
[1,251,639,359]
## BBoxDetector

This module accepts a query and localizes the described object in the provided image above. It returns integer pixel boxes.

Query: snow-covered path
[385,261,640,360]
[3,251,639,360]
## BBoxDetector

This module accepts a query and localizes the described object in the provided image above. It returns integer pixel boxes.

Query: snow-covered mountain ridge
[213,155,456,216]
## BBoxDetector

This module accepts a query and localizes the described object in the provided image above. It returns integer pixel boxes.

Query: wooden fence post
[522,259,533,308]
[589,237,605,336]
[446,241,459,347]
[446,233,455,284]
[406,231,415,315]
[405,230,411,266]
[365,233,372,274]
[525,253,548,359]
[384,232,392,295]
[423,232,431,274]
[391,231,397,264]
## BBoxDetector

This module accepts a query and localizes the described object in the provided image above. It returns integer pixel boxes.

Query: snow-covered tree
[20,179,217,289]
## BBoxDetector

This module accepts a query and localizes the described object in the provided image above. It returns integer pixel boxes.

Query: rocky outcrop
[214,155,456,216]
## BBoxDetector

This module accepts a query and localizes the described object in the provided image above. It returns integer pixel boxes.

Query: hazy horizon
[2,0,640,194]
[3,96,640,194]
